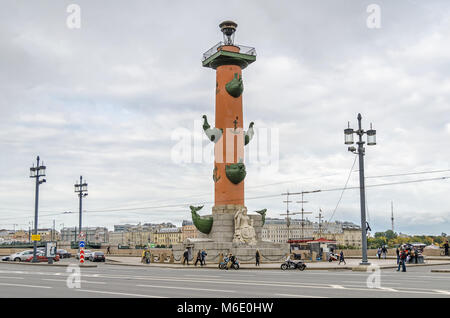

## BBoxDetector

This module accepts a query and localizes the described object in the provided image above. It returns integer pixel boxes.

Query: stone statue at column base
[233,206,257,245]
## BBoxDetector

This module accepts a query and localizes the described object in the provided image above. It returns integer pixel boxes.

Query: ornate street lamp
[344,122,354,145]
[29,156,46,262]
[344,113,377,265]
[74,176,88,242]
[367,124,377,146]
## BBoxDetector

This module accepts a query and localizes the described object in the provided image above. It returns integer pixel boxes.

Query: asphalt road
[0,260,449,298]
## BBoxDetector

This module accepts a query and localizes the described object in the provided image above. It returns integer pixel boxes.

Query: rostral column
[201,21,256,213]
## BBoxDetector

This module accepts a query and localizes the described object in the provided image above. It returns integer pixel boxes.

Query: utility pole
[344,113,376,265]
[391,201,394,232]
[296,191,313,241]
[74,176,88,243]
[29,156,46,263]
[12,224,17,248]
[283,190,319,241]
[316,209,324,238]
[282,191,292,242]
[60,223,64,242]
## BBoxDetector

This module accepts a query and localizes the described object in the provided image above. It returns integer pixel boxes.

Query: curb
[104,261,450,271]
[352,262,450,271]
[0,261,97,267]
[103,262,354,271]
[430,270,450,273]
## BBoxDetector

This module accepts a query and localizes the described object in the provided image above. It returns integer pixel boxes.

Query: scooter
[328,253,339,262]
[219,256,240,270]
[281,260,306,271]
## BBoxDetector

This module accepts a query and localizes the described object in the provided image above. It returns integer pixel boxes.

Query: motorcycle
[219,256,240,270]
[328,253,339,262]
[281,260,306,271]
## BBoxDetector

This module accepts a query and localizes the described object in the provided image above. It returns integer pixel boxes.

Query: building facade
[108,230,153,246]
[262,218,362,247]
[181,220,198,242]
[60,227,109,243]
[108,222,178,246]
[153,228,182,246]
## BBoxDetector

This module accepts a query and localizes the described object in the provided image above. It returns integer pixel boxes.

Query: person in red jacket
[397,247,407,272]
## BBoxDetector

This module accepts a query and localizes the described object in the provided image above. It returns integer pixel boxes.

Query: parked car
[89,251,105,262]
[2,256,10,261]
[24,251,60,262]
[76,250,93,259]
[9,250,35,262]
[56,249,71,259]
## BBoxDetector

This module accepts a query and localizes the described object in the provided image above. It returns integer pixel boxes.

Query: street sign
[79,247,85,264]
[79,241,85,248]
[31,234,41,241]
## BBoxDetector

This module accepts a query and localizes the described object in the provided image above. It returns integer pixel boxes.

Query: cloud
[0,1,449,235]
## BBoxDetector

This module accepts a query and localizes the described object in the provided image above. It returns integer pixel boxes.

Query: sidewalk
[0,260,97,267]
[105,257,450,271]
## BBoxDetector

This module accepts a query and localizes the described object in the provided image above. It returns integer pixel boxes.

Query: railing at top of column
[202,41,257,62]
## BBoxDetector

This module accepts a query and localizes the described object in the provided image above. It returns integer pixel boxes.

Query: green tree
[384,230,397,240]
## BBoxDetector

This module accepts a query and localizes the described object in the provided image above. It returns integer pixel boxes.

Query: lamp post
[344,113,376,265]
[12,224,18,248]
[60,223,65,242]
[74,176,88,243]
[29,156,46,263]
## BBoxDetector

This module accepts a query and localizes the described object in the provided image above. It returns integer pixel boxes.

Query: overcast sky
[0,0,449,235]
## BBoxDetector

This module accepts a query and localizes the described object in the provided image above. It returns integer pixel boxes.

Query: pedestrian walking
[377,247,382,259]
[201,249,207,265]
[397,248,406,272]
[106,246,111,255]
[183,249,189,265]
[444,241,449,256]
[338,250,346,265]
[141,249,146,264]
[396,247,400,264]
[144,249,148,263]
[381,246,387,259]
[195,250,203,266]
[255,249,260,266]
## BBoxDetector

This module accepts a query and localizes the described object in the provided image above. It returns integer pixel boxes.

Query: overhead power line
[328,154,357,222]
[0,175,449,222]
[365,169,450,179]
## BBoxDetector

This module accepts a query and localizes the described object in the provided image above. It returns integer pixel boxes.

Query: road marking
[80,281,107,285]
[330,285,345,289]
[342,280,402,285]
[275,293,327,298]
[433,290,450,295]
[130,276,450,296]
[378,287,398,292]
[136,284,235,293]
[76,289,165,298]
[182,274,222,278]
[42,279,106,285]
[0,282,51,289]
[0,276,24,280]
